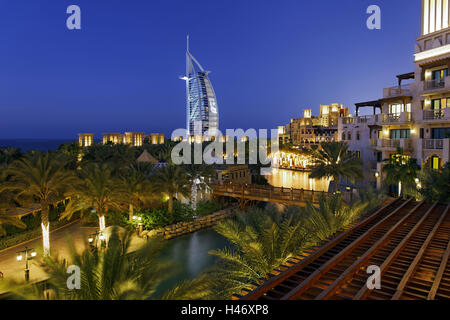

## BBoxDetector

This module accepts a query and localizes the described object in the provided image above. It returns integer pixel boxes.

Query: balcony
[423,139,444,150]
[380,112,412,124]
[383,84,411,98]
[421,108,450,121]
[377,138,413,150]
[425,79,445,90]
[422,76,450,94]
[341,115,373,125]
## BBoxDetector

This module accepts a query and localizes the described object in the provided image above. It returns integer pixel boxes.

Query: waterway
[154,169,330,297]
[266,168,330,191]
[153,228,230,298]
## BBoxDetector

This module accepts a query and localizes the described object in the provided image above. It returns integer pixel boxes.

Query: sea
[0,139,77,153]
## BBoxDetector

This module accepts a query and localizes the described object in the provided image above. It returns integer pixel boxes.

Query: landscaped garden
[1,141,448,300]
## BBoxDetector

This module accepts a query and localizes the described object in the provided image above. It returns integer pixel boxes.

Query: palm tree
[185,164,215,211]
[0,212,26,236]
[206,205,311,299]
[419,163,450,203]
[303,194,368,242]
[382,148,419,198]
[0,152,75,256]
[61,163,122,233]
[309,141,363,192]
[117,162,154,221]
[0,228,211,300]
[151,165,190,215]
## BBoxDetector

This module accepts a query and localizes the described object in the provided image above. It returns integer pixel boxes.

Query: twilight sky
[0,0,420,139]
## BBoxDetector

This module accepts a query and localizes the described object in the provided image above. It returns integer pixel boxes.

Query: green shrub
[195,201,222,217]
[126,201,224,231]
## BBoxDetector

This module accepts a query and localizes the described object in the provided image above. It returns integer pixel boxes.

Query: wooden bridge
[211,183,336,207]
[235,198,450,300]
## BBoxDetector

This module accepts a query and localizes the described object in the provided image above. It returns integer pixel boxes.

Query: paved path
[0,222,146,285]
[0,222,96,283]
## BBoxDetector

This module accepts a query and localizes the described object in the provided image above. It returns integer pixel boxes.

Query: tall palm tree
[61,163,122,233]
[309,141,363,192]
[151,165,190,215]
[206,205,311,299]
[0,152,75,256]
[0,228,211,300]
[185,164,215,211]
[117,162,154,221]
[382,148,419,198]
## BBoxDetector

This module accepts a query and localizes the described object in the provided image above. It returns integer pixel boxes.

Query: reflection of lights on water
[267,169,330,191]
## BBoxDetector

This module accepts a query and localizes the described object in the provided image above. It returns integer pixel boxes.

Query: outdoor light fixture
[375,172,380,178]
[88,237,94,243]
[16,246,36,282]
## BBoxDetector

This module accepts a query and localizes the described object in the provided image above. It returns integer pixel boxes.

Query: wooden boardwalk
[212,184,333,207]
[236,198,450,300]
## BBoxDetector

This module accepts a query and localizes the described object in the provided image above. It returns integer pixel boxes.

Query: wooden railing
[212,183,330,204]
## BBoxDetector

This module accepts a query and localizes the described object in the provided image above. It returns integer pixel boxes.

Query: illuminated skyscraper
[180,36,219,136]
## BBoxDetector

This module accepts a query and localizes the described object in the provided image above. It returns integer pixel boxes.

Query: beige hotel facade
[339,0,450,189]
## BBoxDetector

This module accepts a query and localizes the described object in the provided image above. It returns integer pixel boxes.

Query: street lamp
[16,247,36,282]
[132,216,143,235]
[88,231,106,250]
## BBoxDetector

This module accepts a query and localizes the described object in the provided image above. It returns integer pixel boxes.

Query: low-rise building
[279,105,348,147]
[214,164,252,185]
[78,133,94,147]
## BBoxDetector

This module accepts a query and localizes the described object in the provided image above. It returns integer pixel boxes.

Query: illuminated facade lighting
[180,36,219,136]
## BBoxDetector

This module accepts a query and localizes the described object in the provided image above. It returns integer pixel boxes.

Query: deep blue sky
[0,0,420,139]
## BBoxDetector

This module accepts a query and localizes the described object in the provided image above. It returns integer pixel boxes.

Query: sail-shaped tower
[180,36,219,136]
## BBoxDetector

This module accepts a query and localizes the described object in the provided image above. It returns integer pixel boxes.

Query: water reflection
[267,168,330,191]
[153,228,230,298]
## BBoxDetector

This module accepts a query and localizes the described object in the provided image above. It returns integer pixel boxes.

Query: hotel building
[180,36,219,138]
[78,132,164,148]
[78,133,94,147]
[339,0,450,189]
[279,104,349,147]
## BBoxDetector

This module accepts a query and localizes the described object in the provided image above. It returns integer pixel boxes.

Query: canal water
[153,169,330,297]
[153,228,230,298]
[266,168,330,191]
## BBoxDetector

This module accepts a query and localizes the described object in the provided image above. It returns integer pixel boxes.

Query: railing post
[290,188,293,201]
[312,190,315,202]
[300,188,304,201]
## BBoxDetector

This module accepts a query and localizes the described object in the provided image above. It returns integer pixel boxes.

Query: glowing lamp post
[88,231,106,250]
[133,216,143,235]
[16,247,37,282]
